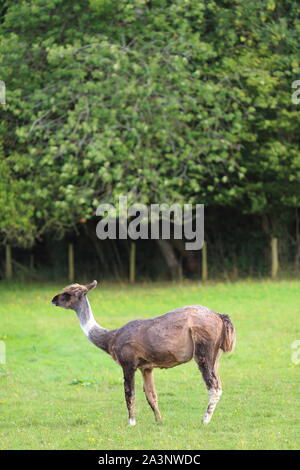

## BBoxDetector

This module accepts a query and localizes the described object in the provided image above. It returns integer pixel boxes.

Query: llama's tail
[219,314,236,353]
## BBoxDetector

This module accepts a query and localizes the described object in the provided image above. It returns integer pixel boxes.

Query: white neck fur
[77,297,100,336]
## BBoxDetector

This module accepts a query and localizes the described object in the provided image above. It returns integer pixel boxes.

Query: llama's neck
[75,296,111,353]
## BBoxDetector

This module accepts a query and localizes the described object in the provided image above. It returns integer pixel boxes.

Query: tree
[1,0,300,277]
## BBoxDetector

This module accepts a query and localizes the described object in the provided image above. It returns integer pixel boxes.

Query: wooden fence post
[68,243,75,283]
[129,242,136,283]
[202,241,208,281]
[271,237,279,279]
[5,244,12,279]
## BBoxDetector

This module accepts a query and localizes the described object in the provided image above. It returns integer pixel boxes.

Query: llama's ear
[85,280,97,292]
[75,288,87,299]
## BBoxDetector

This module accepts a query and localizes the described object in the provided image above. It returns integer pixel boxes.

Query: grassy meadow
[0,280,299,450]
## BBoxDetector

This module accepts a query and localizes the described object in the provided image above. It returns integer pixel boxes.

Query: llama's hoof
[128,418,136,426]
[155,413,163,424]
[202,414,211,425]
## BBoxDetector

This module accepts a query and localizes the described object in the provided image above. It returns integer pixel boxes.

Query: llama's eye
[62,293,71,300]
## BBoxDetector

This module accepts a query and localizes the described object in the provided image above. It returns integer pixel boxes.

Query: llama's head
[51,280,97,310]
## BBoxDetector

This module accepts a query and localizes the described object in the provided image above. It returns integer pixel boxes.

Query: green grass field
[0,280,299,450]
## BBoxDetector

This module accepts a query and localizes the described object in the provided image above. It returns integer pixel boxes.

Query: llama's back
[136,305,223,368]
[112,305,234,369]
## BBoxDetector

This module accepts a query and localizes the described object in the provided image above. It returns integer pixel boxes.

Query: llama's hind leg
[193,341,222,424]
[141,368,162,423]
[202,383,222,424]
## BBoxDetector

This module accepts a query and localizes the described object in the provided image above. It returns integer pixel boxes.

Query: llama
[51,281,235,426]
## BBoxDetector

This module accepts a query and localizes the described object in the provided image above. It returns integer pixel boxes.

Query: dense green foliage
[0,0,300,276]
[0,280,299,449]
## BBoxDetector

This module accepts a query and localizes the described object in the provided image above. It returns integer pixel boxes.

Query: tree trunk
[295,243,300,271]
[112,239,125,279]
[30,253,34,270]
[156,239,181,280]
[171,240,198,276]
[85,224,110,273]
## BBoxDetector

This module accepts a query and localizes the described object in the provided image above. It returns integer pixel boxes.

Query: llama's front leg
[123,367,136,426]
